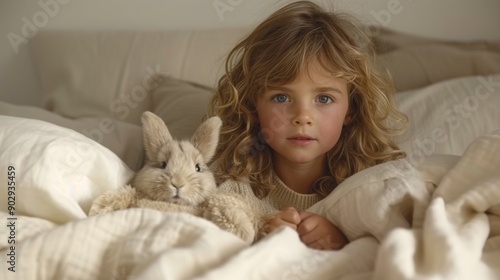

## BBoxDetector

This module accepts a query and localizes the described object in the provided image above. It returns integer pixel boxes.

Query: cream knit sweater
[218,173,321,214]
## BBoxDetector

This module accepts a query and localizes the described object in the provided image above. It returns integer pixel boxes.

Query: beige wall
[1,0,499,106]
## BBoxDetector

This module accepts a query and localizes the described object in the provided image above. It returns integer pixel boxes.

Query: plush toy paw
[89,185,137,216]
[202,193,256,244]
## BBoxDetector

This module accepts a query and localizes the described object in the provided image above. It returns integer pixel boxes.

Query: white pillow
[0,116,135,224]
[0,101,144,171]
[395,74,500,166]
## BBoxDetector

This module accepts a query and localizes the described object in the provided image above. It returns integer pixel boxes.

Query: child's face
[255,62,349,167]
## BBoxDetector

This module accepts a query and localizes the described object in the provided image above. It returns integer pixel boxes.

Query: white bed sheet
[0,115,499,279]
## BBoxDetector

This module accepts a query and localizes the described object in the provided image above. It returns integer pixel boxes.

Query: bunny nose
[172,183,183,189]
[171,175,185,189]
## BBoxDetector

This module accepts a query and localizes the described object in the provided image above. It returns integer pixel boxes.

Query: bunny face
[132,112,222,207]
[133,140,217,206]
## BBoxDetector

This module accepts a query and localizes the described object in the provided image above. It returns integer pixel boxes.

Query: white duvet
[0,116,500,280]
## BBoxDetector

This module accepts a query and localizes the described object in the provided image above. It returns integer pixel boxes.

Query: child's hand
[267,207,301,232]
[297,211,348,250]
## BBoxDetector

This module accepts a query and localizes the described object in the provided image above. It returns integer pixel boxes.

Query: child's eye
[272,94,289,103]
[316,95,334,104]
[195,163,201,172]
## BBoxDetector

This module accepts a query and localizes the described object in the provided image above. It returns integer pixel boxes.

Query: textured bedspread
[1,128,499,279]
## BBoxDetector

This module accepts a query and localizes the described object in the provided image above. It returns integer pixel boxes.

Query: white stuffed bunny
[89,111,266,243]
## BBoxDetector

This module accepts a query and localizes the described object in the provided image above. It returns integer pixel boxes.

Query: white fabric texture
[0,116,135,223]
[311,132,500,279]
[394,73,500,163]
[1,119,499,279]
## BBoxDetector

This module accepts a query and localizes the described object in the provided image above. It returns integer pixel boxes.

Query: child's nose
[292,104,312,125]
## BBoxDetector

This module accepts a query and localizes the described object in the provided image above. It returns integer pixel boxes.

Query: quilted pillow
[394,73,500,165]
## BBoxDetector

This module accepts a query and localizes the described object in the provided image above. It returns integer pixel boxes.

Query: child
[208,1,407,250]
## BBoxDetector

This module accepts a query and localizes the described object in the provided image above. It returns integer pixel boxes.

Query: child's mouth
[287,135,316,146]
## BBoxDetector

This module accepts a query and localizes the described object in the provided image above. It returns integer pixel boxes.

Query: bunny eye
[195,163,201,172]
[159,161,167,169]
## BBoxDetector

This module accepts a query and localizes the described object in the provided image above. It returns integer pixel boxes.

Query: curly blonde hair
[208,1,408,199]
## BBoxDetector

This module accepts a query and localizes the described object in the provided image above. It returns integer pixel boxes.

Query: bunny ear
[191,116,222,163]
[141,111,173,161]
